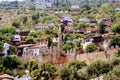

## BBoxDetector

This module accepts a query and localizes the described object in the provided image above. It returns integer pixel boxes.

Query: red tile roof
[0,74,14,79]
[105,22,112,27]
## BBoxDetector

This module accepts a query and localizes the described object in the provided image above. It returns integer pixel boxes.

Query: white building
[3,43,10,56]
[48,23,55,28]
[71,5,79,10]
[27,46,40,56]
[35,26,48,30]
[12,34,21,42]
[116,8,120,11]
[61,15,73,25]
[82,38,94,49]
[36,1,52,9]
[79,18,90,23]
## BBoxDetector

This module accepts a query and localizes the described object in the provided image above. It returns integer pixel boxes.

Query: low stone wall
[21,46,119,65]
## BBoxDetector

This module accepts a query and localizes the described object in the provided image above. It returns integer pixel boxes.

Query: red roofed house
[0,74,14,80]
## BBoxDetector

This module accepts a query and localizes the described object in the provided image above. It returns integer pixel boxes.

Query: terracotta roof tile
[0,74,14,79]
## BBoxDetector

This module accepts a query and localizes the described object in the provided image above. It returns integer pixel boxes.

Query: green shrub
[111,23,120,34]
[26,59,38,72]
[52,42,58,47]
[62,42,73,52]
[109,36,120,47]
[99,45,104,51]
[59,61,87,80]
[110,58,120,66]
[85,43,96,53]
[87,59,111,78]
[115,49,120,57]
[12,21,20,28]
[4,68,13,75]
[25,37,36,44]
[3,56,22,69]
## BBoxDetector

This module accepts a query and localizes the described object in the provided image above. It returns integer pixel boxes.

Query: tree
[29,3,36,10]
[0,41,3,54]
[68,60,87,70]
[61,24,65,33]
[47,37,52,48]
[98,45,104,51]
[23,16,28,24]
[3,56,22,69]
[85,43,96,53]
[0,27,16,34]
[75,42,83,51]
[76,22,87,30]
[111,23,120,34]
[32,13,39,24]
[25,37,36,44]
[62,42,73,52]
[59,60,87,80]
[116,49,120,57]
[109,36,120,47]
[87,58,111,78]
[52,42,58,47]
[26,59,38,72]
[74,42,83,59]
[99,22,106,34]
[32,14,38,21]
[33,62,56,80]
[12,21,20,28]
[82,4,91,10]
[106,65,120,79]
[9,46,17,55]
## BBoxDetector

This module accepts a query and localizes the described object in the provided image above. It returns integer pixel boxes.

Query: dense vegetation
[0,0,120,79]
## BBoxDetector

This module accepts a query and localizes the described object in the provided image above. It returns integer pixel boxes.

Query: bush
[4,68,13,75]
[111,23,120,34]
[109,36,120,47]
[106,65,120,79]
[0,41,3,54]
[75,42,83,51]
[47,37,52,48]
[12,21,20,28]
[99,22,106,34]
[3,56,22,69]
[59,66,72,80]
[115,49,120,57]
[17,69,25,77]
[110,58,120,66]
[35,62,56,80]
[87,59,111,78]
[31,69,39,79]
[23,16,28,24]
[25,37,36,44]
[99,45,104,51]
[26,59,38,72]
[0,27,16,34]
[62,42,73,52]
[85,43,96,53]
[9,46,17,54]
[29,3,36,10]
[68,60,87,70]
[59,61,87,80]
[52,42,58,47]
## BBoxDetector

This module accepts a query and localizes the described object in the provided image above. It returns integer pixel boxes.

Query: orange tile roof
[0,74,14,79]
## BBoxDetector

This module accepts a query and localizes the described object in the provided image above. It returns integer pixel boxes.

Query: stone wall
[21,46,119,65]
